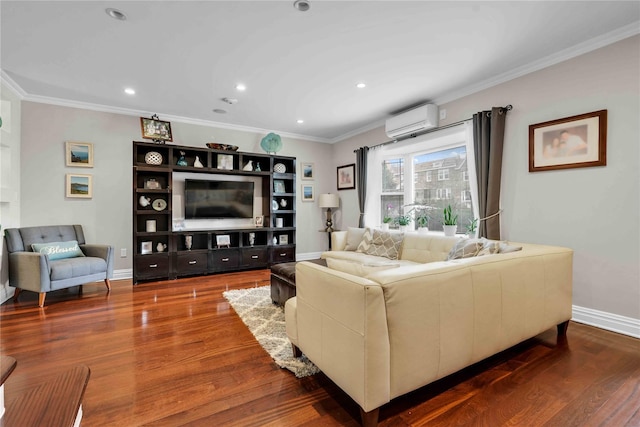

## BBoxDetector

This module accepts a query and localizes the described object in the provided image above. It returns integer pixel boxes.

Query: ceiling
[1,1,638,143]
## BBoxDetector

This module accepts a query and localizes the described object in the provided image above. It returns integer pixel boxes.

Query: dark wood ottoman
[270,259,326,306]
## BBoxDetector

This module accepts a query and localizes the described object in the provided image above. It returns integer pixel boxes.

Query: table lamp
[318,193,340,232]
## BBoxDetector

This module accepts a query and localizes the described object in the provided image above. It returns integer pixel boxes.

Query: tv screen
[184,179,254,219]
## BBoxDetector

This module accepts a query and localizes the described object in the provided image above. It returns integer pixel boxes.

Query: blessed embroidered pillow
[31,240,85,260]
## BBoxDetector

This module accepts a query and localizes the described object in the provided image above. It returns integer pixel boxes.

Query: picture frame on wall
[301,184,314,202]
[140,116,173,142]
[301,162,314,180]
[529,110,607,172]
[65,141,94,168]
[66,174,92,198]
[337,163,356,190]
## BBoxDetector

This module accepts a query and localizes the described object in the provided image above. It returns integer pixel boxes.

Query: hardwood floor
[1,271,639,426]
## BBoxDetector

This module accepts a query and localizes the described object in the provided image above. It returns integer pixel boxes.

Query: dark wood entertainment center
[133,141,296,283]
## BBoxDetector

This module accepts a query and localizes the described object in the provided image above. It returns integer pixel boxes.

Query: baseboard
[112,269,132,281]
[297,252,323,261]
[0,285,16,305]
[572,305,640,339]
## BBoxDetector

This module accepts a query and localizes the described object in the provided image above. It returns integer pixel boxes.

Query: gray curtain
[473,107,507,240]
[355,147,369,228]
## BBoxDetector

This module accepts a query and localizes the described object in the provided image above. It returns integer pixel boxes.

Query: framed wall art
[301,184,314,202]
[140,115,173,142]
[529,110,607,172]
[217,154,234,170]
[66,174,92,198]
[301,162,314,180]
[65,141,94,167]
[140,241,152,255]
[274,179,286,194]
[337,163,356,190]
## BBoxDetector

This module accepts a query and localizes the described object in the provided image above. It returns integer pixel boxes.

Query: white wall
[337,35,640,329]
[17,103,333,278]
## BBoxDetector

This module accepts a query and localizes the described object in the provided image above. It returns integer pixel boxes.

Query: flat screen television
[184,179,254,219]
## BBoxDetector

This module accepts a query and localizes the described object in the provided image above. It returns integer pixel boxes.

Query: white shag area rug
[223,286,320,378]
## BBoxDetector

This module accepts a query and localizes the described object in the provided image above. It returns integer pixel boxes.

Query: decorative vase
[194,156,204,168]
[184,235,193,250]
[443,225,457,236]
[255,162,261,171]
[139,196,151,207]
[418,227,429,234]
[399,225,408,233]
[243,160,253,171]
[381,223,389,231]
[156,242,167,252]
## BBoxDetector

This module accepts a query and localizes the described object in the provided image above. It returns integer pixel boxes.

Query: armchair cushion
[50,257,108,281]
[31,240,85,260]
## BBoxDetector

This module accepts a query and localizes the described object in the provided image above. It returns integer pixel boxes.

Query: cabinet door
[241,248,268,268]
[209,249,240,272]
[176,253,208,276]
[135,254,170,279]
[269,246,296,264]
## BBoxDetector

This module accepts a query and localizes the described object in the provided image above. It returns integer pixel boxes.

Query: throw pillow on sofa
[31,240,85,260]
[356,228,404,260]
[344,227,367,251]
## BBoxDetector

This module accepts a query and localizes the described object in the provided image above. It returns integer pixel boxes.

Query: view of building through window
[381,146,474,232]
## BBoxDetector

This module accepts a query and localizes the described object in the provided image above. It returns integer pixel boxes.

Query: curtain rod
[356,104,512,152]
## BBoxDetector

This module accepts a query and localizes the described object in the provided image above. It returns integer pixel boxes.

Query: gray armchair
[4,225,113,307]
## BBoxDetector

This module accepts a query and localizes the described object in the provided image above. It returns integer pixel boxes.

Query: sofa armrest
[80,244,114,278]
[294,261,390,412]
[8,252,51,292]
[330,231,348,251]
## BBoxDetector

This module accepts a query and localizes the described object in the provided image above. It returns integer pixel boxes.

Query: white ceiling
[1,1,639,143]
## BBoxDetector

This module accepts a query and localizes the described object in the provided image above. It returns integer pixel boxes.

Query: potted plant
[381,216,392,231]
[466,218,478,238]
[415,210,429,233]
[396,215,412,232]
[443,204,458,236]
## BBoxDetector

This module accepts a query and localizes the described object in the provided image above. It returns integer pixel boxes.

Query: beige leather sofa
[285,230,573,426]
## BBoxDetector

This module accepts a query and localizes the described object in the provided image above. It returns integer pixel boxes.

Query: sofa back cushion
[399,233,460,263]
[5,225,85,253]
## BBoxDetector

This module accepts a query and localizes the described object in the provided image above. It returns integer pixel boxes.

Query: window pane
[382,158,403,193]
[413,146,473,232]
[381,195,404,227]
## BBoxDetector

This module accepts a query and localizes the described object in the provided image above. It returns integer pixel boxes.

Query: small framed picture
[337,163,356,190]
[255,216,264,227]
[217,154,234,170]
[144,178,161,190]
[66,174,92,198]
[216,234,231,248]
[529,110,607,172]
[279,234,289,245]
[140,241,153,255]
[65,142,94,168]
[274,179,286,194]
[140,116,173,142]
[301,162,314,180]
[302,184,314,202]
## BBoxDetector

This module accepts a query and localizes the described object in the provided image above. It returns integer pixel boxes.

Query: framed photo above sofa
[529,110,607,172]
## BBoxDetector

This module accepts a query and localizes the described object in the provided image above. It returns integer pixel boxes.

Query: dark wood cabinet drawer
[269,246,296,264]
[209,249,240,272]
[176,252,208,276]
[242,248,268,267]
[135,254,170,279]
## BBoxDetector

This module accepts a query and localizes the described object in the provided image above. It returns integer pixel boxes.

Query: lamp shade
[318,193,339,209]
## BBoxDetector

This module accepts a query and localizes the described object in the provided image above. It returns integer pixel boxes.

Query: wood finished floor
[1,270,639,426]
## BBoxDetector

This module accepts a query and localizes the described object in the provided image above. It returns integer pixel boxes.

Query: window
[374,123,477,232]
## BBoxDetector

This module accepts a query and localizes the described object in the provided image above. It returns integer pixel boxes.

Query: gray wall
[17,104,333,275]
[336,35,640,325]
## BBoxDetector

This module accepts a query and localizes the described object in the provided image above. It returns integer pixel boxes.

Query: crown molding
[329,117,387,144]
[0,70,27,99]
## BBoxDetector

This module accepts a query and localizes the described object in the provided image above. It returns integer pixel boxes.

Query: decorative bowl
[206,143,239,151]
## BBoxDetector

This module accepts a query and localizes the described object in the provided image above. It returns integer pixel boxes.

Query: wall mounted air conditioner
[385,104,439,138]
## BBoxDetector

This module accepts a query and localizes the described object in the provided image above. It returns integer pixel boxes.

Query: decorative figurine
[177,151,188,166]
[243,160,253,171]
[194,156,204,168]
[185,235,193,250]
[255,162,261,171]
[156,242,167,252]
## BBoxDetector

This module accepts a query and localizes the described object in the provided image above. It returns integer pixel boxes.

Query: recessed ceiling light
[235,83,246,91]
[293,0,310,12]
[105,8,127,21]
[356,82,366,89]
[297,119,304,124]
[124,88,135,95]
[213,109,227,114]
